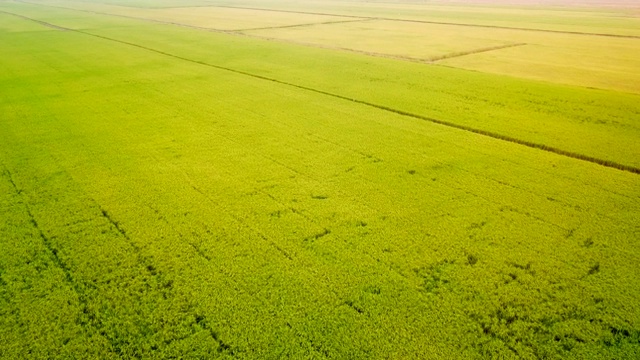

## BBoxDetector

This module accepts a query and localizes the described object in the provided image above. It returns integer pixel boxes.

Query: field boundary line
[0,8,68,30]
[25,0,640,39]
[208,4,640,39]
[9,1,241,34]
[2,10,639,175]
[428,43,527,62]
[11,1,638,75]
[202,4,368,20]
[5,3,513,66]
[236,18,372,32]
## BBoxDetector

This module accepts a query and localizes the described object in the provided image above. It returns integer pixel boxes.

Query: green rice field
[1,0,639,358]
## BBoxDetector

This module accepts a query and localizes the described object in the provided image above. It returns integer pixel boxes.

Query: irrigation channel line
[2,10,640,176]
[208,4,640,40]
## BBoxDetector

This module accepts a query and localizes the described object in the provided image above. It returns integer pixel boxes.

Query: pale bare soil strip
[2,9,639,176]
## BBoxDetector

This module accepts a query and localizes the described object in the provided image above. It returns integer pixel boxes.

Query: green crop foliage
[1,0,639,359]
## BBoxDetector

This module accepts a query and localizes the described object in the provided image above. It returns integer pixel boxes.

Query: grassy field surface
[244,19,517,61]
[241,19,640,93]
[206,0,640,36]
[16,4,640,169]
[20,0,640,93]
[1,0,639,358]
[21,0,348,31]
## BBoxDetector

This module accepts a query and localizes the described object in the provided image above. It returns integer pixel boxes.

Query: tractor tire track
[0,149,228,355]
[0,164,117,356]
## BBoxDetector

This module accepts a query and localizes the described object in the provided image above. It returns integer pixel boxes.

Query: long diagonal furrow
[1,9,638,176]
[1,1,639,358]
[207,4,640,39]
[235,18,372,32]
[0,152,233,356]
[0,166,108,358]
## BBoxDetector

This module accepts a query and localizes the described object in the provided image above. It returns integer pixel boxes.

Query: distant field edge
[210,4,640,39]
[13,0,640,40]
[2,9,639,176]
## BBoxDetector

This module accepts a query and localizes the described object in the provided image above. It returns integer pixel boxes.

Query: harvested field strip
[210,4,640,39]
[2,9,638,176]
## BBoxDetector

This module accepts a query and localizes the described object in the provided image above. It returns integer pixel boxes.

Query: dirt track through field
[2,9,639,176]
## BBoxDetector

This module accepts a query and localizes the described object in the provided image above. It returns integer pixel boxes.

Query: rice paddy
[1,0,639,358]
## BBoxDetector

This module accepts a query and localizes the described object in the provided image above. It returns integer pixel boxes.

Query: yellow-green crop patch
[1,0,639,359]
[244,18,640,94]
[438,30,640,94]
[26,0,348,31]
[204,0,640,37]
[21,0,640,93]
[243,19,516,62]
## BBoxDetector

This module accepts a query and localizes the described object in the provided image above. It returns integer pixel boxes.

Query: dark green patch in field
[0,267,7,288]
[304,228,331,243]
[565,227,576,239]
[195,314,235,354]
[587,262,600,276]
[468,221,487,230]
[414,259,454,293]
[363,285,381,295]
[189,242,212,261]
[583,238,595,248]
[345,300,365,314]
[99,208,130,240]
[606,326,640,346]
